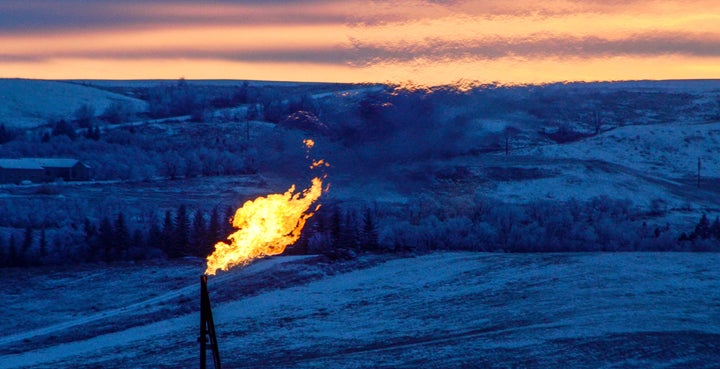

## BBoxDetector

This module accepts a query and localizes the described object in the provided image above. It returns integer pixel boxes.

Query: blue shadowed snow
[1,253,718,368]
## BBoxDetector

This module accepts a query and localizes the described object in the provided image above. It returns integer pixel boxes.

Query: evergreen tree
[314,208,328,234]
[83,218,98,260]
[207,207,221,250]
[711,217,720,240]
[693,213,712,240]
[0,124,16,144]
[174,205,190,257]
[114,213,131,259]
[98,216,115,262]
[161,210,175,257]
[362,207,379,251]
[325,207,358,259]
[191,210,208,257]
[39,227,48,260]
[341,209,359,250]
[678,232,691,242]
[51,119,77,140]
[146,215,163,251]
[131,229,144,258]
[331,207,342,245]
[21,226,34,266]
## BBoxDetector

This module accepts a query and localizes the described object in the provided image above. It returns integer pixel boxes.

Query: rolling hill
[0,79,148,128]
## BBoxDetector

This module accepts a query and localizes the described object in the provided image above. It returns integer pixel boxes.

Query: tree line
[2,199,719,269]
[678,213,720,251]
[0,205,231,267]
[0,202,381,267]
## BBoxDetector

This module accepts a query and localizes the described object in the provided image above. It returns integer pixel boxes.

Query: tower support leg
[200,275,221,369]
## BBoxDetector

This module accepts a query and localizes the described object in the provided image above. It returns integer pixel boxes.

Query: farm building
[0,158,91,184]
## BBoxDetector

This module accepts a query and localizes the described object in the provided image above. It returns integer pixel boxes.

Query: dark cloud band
[3,32,718,65]
[354,32,720,63]
[0,0,348,34]
[3,0,700,34]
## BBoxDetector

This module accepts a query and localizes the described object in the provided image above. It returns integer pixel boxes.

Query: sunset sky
[1,0,719,85]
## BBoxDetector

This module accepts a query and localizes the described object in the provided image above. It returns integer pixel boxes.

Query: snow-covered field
[0,79,147,128]
[521,121,720,180]
[438,120,720,227]
[2,252,719,368]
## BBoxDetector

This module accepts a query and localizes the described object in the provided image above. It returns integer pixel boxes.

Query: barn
[0,158,92,184]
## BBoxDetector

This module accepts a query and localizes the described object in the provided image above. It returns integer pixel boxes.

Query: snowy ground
[0,79,147,128]
[419,120,720,230]
[520,121,720,180]
[1,252,719,368]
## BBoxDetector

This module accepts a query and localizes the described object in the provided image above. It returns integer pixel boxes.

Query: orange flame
[310,159,329,169]
[205,177,323,275]
[205,138,327,275]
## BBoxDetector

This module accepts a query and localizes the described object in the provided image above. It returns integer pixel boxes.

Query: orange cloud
[1,0,719,84]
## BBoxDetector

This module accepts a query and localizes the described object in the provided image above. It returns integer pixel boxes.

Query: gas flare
[205,177,323,275]
[205,139,327,275]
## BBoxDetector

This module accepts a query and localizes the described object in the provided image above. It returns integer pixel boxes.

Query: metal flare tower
[200,275,221,369]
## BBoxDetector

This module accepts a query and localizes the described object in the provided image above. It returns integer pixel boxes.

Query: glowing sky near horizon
[1,0,719,85]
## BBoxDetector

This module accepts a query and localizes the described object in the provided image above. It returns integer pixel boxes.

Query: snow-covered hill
[524,121,720,180]
[453,120,720,229]
[1,252,719,368]
[0,79,147,128]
